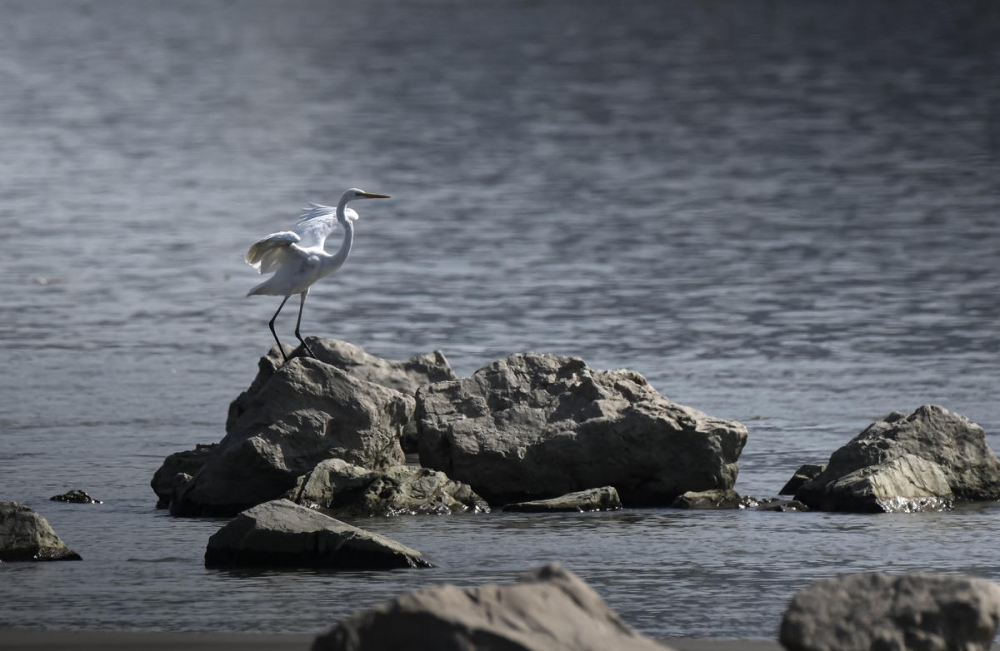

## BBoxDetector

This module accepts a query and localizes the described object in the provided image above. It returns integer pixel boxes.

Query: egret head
[347,188,391,201]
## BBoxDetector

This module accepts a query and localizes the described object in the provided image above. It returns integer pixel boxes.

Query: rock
[0,502,82,562]
[289,459,489,517]
[502,486,622,512]
[311,563,674,651]
[779,463,825,495]
[779,572,1000,651]
[204,499,432,570]
[669,488,742,509]
[794,406,1000,512]
[49,489,102,504]
[172,356,413,517]
[150,443,218,509]
[417,353,747,506]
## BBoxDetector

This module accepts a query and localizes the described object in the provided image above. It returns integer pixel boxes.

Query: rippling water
[1,0,1000,640]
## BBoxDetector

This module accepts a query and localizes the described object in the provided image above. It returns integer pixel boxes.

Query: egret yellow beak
[361,192,390,199]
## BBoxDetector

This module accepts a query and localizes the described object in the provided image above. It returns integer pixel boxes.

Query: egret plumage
[246,188,390,361]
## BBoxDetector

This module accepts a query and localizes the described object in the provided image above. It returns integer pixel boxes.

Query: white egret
[246,188,390,362]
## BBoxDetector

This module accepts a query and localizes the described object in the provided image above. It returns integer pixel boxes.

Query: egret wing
[245,230,300,274]
[294,203,340,250]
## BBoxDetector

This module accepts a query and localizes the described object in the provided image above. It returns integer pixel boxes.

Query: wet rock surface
[0,501,82,562]
[417,353,747,506]
[780,572,1000,651]
[793,405,1000,512]
[310,564,673,651]
[151,443,218,509]
[669,488,743,509]
[289,459,489,517]
[204,499,432,570]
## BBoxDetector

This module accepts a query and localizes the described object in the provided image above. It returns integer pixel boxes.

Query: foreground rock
[779,572,1000,651]
[503,486,622,512]
[289,459,489,517]
[793,405,1000,512]
[311,564,673,651]
[417,353,747,506]
[0,502,82,562]
[205,499,431,570]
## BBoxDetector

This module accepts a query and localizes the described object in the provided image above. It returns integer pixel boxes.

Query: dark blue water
[1,0,999,640]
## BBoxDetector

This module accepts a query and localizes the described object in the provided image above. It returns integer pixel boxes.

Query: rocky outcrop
[204,499,431,570]
[0,502,82,562]
[289,459,489,517]
[49,489,102,504]
[502,486,622,512]
[417,353,747,506]
[171,357,414,517]
[151,443,217,509]
[779,572,1000,651]
[311,564,673,651]
[793,406,1000,512]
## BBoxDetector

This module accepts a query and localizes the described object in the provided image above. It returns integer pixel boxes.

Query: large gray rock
[503,486,622,512]
[204,499,431,570]
[794,405,1000,513]
[779,572,1000,651]
[417,353,747,506]
[0,502,82,562]
[311,563,674,651]
[172,356,412,517]
[289,459,489,517]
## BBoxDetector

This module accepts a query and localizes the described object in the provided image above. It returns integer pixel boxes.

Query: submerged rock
[417,353,747,506]
[0,502,82,562]
[49,489,102,504]
[289,459,489,517]
[502,486,622,512]
[204,499,431,570]
[779,572,1000,651]
[793,405,1000,513]
[311,564,674,651]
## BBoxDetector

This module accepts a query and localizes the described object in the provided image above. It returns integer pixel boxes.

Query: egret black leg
[294,291,315,358]
[269,295,291,362]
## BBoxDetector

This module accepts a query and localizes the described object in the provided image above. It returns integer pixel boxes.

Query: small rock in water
[50,489,102,504]
[502,486,622,512]
[670,489,742,509]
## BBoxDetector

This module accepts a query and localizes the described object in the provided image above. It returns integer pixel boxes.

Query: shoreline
[0,627,784,651]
